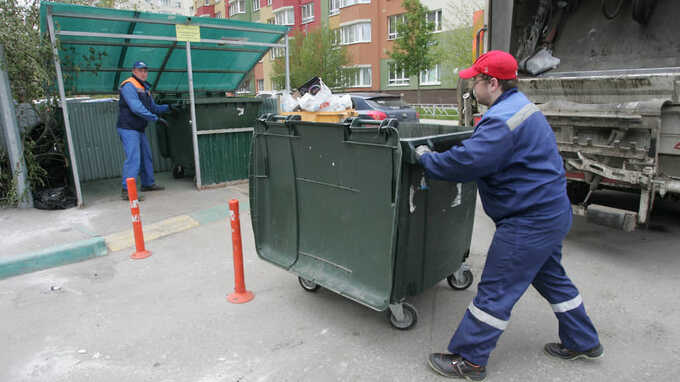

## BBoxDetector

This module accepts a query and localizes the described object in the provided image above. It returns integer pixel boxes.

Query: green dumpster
[156,97,263,180]
[249,115,477,329]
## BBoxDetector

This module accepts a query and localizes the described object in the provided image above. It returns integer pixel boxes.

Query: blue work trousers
[118,128,155,190]
[448,210,600,366]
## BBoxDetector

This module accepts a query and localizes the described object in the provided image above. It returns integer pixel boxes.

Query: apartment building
[128,0,195,15]
[195,0,479,103]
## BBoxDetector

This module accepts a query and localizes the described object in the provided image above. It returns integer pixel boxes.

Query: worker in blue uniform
[117,61,178,200]
[419,51,603,381]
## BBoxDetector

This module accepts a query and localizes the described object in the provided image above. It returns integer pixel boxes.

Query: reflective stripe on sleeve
[551,294,583,313]
[506,103,540,131]
[468,302,508,331]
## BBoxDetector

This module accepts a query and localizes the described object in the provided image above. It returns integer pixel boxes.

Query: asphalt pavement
[1,177,679,382]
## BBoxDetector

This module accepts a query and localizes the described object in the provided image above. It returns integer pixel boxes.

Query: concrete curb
[0,199,250,280]
[0,237,107,280]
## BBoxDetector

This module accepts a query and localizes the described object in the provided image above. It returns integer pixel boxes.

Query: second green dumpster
[156,96,263,184]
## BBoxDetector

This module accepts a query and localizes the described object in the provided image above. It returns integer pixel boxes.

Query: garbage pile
[280,77,352,113]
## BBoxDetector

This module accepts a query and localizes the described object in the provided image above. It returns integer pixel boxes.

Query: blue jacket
[116,76,169,132]
[419,88,570,223]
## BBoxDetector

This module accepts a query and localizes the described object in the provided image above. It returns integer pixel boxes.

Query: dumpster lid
[40,1,289,95]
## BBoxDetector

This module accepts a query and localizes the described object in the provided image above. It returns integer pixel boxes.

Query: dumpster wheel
[387,302,418,330]
[447,269,473,290]
[298,277,321,292]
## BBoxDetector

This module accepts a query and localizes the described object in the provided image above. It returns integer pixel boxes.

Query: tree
[388,0,436,105]
[271,25,352,91]
[434,0,485,84]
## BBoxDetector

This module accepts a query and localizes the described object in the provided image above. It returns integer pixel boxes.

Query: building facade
[194,0,481,104]
[128,0,195,16]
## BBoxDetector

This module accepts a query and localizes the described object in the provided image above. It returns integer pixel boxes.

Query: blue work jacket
[116,76,169,132]
[419,88,570,223]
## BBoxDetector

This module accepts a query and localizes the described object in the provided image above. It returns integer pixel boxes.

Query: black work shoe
[141,184,165,192]
[121,189,144,201]
[544,343,604,360]
[428,353,487,381]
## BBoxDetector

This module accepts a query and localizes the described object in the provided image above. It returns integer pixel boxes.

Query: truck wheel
[298,277,320,292]
[567,181,589,204]
[447,270,474,290]
[387,302,418,330]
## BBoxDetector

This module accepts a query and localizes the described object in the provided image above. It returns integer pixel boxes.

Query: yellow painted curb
[104,215,200,252]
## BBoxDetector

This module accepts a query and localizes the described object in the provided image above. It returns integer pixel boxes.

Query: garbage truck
[460,0,680,231]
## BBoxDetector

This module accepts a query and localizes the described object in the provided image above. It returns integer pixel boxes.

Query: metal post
[0,45,32,207]
[47,7,83,207]
[185,41,202,189]
[284,34,290,91]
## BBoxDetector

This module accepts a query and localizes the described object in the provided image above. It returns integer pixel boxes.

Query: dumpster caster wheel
[447,269,473,290]
[173,164,184,179]
[298,277,320,292]
[387,302,418,330]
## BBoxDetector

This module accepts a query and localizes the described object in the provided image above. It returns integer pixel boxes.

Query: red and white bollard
[126,178,151,260]
[226,199,254,304]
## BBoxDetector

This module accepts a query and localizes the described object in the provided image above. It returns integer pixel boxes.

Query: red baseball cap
[459,50,518,80]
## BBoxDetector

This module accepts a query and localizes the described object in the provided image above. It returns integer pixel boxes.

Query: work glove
[415,145,432,160]
[156,117,168,127]
[169,103,184,112]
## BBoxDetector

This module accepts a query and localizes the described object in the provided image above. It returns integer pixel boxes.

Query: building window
[204,0,209,6]
[387,14,405,40]
[388,62,409,86]
[340,21,371,45]
[329,0,340,15]
[270,38,291,60]
[426,9,442,32]
[175,1,181,8]
[331,28,341,47]
[257,79,264,92]
[274,7,295,25]
[237,80,251,94]
[301,2,314,23]
[340,0,369,8]
[267,0,271,5]
[229,0,246,16]
[420,64,441,85]
[270,46,286,59]
[253,0,260,11]
[160,0,170,6]
[344,65,371,88]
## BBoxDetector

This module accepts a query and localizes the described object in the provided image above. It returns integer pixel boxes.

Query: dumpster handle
[347,117,399,133]
[260,113,301,122]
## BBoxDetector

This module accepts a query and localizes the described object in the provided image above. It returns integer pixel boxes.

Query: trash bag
[280,90,300,112]
[33,186,77,210]
[297,76,322,96]
[320,94,353,112]
[298,78,333,112]
[521,47,560,75]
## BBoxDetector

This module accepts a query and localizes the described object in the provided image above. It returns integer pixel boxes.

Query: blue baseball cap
[133,61,148,69]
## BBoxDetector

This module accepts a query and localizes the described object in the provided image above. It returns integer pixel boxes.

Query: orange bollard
[126,178,151,260]
[226,199,254,304]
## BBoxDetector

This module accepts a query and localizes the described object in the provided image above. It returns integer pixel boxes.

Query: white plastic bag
[298,79,333,112]
[320,94,352,112]
[280,90,299,112]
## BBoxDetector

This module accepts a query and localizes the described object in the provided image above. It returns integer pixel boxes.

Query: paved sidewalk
[1,177,679,381]
[1,172,248,279]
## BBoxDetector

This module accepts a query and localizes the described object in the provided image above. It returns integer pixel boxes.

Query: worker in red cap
[417,51,603,380]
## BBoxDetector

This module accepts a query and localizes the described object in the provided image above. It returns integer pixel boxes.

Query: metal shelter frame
[44,4,291,207]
